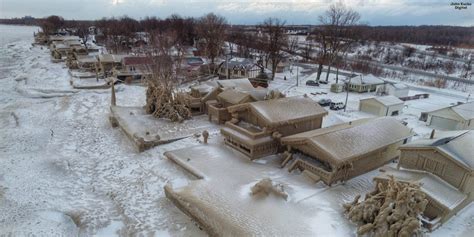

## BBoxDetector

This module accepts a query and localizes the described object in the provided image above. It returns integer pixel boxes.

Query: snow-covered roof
[98,54,125,63]
[217,78,255,90]
[402,130,473,170]
[284,117,413,164]
[76,56,98,64]
[348,75,384,85]
[221,57,257,70]
[427,102,474,121]
[451,102,474,120]
[217,89,253,105]
[248,96,327,127]
[361,95,404,106]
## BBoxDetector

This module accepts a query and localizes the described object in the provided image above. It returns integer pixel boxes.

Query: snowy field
[0,24,473,236]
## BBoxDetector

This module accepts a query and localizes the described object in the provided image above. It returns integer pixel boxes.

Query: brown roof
[249,96,327,127]
[283,117,413,165]
[122,56,153,66]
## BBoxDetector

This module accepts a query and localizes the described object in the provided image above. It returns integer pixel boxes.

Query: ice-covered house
[423,102,474,130]
[207,88,267,124]
[75,56,98,71]
[376,82,409,97]
[221,96,328,159]
[280,117,413,185]
[346,75,385,93]
[182,79,256,116]
[114,56,154,83]
[375,130,474,230]
[96,54,125,77]
[218,58,261,79]
[359,95,404,116]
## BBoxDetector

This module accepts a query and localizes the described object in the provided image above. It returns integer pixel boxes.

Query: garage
[359,96,404,117]
[429,116,459,130]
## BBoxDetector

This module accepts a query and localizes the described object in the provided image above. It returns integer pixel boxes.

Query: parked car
[330,102,345,110]
[318,99,332,107]
[306,80,319,86]
[319,80,329,84]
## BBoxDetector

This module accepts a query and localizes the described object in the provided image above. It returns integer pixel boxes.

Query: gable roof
[451,102,474,120]
[348,74,385,85]
[427,102,474,121]
[284,117,413,165]
[361,95,404,106]
[249,96,327,127]
[98,54,124,63]
[402,130,473,170]
[217,89,253,105]
[217,78,255,90]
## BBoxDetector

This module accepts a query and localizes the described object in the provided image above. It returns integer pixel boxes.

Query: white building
[376,82,409,97]
[425,102,474,130]
[359,96,404,116]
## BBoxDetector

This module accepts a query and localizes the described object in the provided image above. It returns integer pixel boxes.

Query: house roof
[451,102,474,120]
[249,96,327,127]
[401,130,473,170]
[284,117,413,164]
[122,56,153,66]
[348,75,385,85]
[98,54,125,63]
[427,102,474,121]
[218,89,253,105]
[76,56,98,64]
[361,95,404,106]
[221,57,257,70]
[217,78,255,90]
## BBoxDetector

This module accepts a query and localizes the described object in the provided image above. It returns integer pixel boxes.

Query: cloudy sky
[0,0,472,26]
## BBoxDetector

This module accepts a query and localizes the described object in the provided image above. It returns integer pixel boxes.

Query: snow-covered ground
[0,24,473,236]
[0,24,207,236]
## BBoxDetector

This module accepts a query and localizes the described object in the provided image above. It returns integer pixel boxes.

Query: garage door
[430,116,459,130]
[360,102,381,116]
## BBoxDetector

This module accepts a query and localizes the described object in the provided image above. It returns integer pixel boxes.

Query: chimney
[430,129,435,139]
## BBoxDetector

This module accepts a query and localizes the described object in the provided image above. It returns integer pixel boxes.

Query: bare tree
[144,30,191,122]
[197,13,227,73]
[40,15,64,35]
[316,3,361,82]
[259,18,287,80]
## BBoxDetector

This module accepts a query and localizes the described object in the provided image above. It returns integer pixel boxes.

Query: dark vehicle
[330,102,345,110]
[319,80,329,84]
[306,80,319,86]
[318,99,332,107]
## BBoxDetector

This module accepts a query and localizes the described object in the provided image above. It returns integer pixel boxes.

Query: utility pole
[296,65,299,87]
[344,76,352,112]
[226,54,229,79]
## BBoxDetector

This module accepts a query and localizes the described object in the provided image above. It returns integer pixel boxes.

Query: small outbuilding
[281,117,413,185]
[424,102,474,130]
[376,82,409,97]
[359,95,404,116]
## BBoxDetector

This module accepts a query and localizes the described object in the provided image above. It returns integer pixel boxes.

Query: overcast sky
[0,0,472,26]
